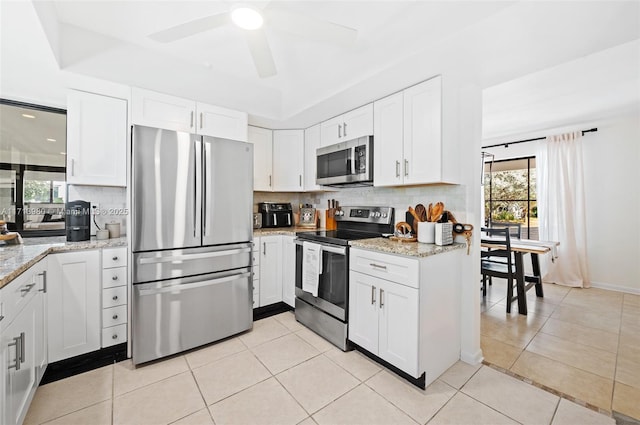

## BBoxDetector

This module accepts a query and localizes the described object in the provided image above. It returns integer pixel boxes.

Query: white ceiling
[1,0,639,133]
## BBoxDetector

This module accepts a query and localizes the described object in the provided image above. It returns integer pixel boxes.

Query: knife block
[325,209,337,230]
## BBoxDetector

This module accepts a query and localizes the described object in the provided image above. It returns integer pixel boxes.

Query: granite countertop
[349,237,466,258]
[0,236,127,289]
[253,227,323,236]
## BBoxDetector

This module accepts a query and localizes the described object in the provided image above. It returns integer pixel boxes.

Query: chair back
[489,221,521,239]
[481,227,513,268]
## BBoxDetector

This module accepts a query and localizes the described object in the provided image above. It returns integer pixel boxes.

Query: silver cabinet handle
[263,242,266,256]
[38,271,47,293]
[369,263,387,270]
[299,175,302,187]
[190,111,194,128]
[343,122,347,137]
[112,275,118,281]
[8,335,20,370]
[112,256,118,261]
[19,332,25,364]
[338,124,342,138]
[379,289,384,308]
[112,295,118,301]
[113,314,118,320]
[21,283,36,294]
[371,285,376,305]
[395,161,400,177]
[200,112,203,129]
[70,158,75,176]
[112,334,118,339]
[404,159,409,177]
[269,175,272,187]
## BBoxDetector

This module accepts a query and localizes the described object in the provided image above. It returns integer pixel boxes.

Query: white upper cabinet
[131,87,195,132]
[304,124,322,191]
[248,126,273,191]
[374,76,452,186]
[67,90,127,187]
[273,130,304,192]
[196,102,248,142]
[132,88,248,141]
[320,103,373,147]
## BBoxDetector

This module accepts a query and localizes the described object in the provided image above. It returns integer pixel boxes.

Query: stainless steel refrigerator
[131,125,253,364]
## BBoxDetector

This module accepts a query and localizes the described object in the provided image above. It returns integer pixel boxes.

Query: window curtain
[536,132,590,287]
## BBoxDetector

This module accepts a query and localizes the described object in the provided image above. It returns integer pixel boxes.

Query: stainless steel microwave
[316,136,373,186]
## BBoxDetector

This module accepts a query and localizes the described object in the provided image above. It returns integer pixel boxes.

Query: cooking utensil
[428,203,433,222]
[415,204,427,222]
[431,202,444,222]
[408,206,422,224]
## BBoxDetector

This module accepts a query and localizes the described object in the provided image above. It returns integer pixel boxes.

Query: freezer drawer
[133,243,252,284]
[132,268,253,364]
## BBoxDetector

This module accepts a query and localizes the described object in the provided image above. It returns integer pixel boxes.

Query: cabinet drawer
[102,267,127,289]
[2,269,39,329]
[103,286,127,308]
[102,323,127,347]
[252,280,260,309]
[102,305,127,328]
[103,247,127,268]
[350,248,419,288]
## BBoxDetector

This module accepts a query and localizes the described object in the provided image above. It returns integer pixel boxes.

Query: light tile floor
[24,311,617,425]
[482,281,640,422]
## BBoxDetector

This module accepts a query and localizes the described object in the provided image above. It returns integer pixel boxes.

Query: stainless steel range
[295,206,394,350]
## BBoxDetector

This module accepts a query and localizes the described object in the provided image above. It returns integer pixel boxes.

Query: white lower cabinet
[47,250,101,363]
[281,235,296,308]
[1,258,48,425]
[259,235,283,307]
[101,248,128,348]
[349,247,461,385]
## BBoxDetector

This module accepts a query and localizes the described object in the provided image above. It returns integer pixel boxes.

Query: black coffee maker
[66,200,91,242]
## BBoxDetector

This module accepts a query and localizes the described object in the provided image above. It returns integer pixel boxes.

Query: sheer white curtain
[537,132,590,287]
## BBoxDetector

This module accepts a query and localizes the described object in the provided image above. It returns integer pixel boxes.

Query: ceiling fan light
[231,7,263,30]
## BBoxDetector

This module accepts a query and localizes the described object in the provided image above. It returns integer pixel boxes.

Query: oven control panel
[335,206,394,225]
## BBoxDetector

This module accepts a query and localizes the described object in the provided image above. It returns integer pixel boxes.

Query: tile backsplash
[67,185,128,236]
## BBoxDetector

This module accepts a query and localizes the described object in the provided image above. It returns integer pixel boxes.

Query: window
[0,100,66,236]
[483,157,537,239]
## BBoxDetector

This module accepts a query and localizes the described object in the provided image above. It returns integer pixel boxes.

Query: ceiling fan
[148,4,358,78]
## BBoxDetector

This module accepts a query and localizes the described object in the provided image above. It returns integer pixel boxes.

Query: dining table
[481,237,560,315]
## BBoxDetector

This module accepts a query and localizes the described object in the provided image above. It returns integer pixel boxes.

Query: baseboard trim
[460,348,484,365]
[253,302,292,321]
[41,343,128,385]
[589,281,640,295]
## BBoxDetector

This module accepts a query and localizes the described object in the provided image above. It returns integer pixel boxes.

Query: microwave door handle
[350,147,356,175]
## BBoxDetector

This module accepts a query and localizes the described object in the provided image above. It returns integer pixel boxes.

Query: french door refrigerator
[131,125,253,364]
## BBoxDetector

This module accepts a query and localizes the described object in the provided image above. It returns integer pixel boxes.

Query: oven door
[295,240,348,321]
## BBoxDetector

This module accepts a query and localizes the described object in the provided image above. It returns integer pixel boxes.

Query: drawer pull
[21,283,36,294]
[112,275,118,281]
[112,295,118,301]
[371,285,376,305]
[369,263,387,270]
[112,334,118,339]
[112,256,118,261]
[112,314,119,320]
[380,289,384,308]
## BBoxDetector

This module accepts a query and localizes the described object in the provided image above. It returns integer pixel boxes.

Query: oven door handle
[295,240,346,256]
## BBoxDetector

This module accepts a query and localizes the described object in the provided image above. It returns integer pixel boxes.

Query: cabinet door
[3,296,37,425]
[259,236,283,306]
[342,103,373,140]
[348,271,379,355]
[378,280,419,377]
[320,116,342,147]
[196,102,248,141]
[281,236,296,308]
[131,87,195,132]
[47,251,101,363]
[303,124,322,191]
[373,92,404,186]
[273,130,304,192]
[403,76,442,185]
[67,90,127,186]
[248,126,273,191]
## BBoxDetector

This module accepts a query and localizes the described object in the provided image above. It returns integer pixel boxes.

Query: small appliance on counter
[258,202,293,228]
[253,213,262,229]
[66,200,91,242]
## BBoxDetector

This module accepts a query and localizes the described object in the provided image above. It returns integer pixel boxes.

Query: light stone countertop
[253,227,323,237]
[349,238,466,258]
[0,236,127,289]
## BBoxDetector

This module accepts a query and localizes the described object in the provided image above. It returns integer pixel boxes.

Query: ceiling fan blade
[265,9,357,46]
[149,13,229,43]
[244,29,277,78]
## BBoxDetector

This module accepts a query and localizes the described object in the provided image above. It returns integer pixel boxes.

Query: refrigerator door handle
[203,141,210,237]
[138,248,251,264]
[194,140,198,238]
[138,272,252,296]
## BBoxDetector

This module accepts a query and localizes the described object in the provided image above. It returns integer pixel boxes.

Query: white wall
[482,111,640,294]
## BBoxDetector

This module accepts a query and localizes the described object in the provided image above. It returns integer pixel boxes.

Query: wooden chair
[481,227,519,313]
[489,221,521,239]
